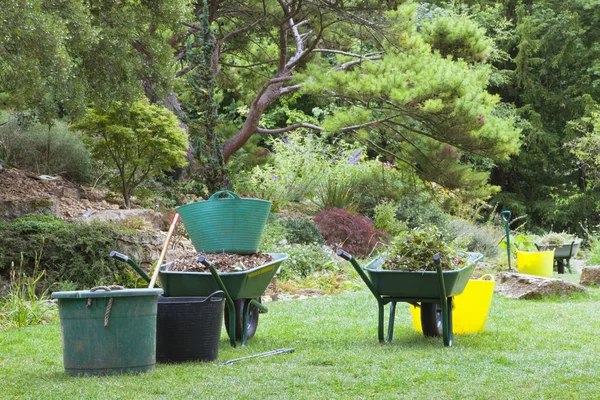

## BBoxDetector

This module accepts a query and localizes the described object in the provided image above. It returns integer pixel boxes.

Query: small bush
[352,162,408,216]
[281,217,324,245]
[586,238,600,266]
[0,118,92,181]
[313,208,387,258]
[276,243,339,280]
[259,214,288,252]
[374,201,408,237]
[395,193,449,229]
[445,218,502,258]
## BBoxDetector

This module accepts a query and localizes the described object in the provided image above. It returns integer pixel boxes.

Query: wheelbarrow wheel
[224,298,260,341]
[420,303,442,337]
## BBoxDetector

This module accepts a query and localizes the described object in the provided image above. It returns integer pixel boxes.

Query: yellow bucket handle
[477,274,495,281]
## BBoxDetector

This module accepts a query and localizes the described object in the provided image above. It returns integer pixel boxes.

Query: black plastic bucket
[156,291,224,363]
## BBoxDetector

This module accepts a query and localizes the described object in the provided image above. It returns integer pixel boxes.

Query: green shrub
[374,201,408,237]
[0,214,154,290]
[445,218,502,258]
[352,162,409,216]
[276,243,339,280]
[0,118,92,181]
[259,214,288,252]
[585,237,600,266]
[281,217,324,245]
[395,192,449,229]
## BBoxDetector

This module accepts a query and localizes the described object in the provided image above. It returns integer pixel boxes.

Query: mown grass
[1,287,599,399]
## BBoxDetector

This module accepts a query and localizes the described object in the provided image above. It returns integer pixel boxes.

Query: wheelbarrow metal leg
[556,259,565,274]
[442,297,453,347]
[434,254,452,347]
[241,299,251,346]
[377,302,385,343]
[386,301,397,343]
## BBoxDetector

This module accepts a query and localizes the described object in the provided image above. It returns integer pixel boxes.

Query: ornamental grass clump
[383,226,465,271]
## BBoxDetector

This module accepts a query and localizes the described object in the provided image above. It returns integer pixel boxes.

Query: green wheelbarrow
[110,251,288,347]
[337,250,482,347]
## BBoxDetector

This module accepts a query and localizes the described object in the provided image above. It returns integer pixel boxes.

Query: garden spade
[501,210,512,271]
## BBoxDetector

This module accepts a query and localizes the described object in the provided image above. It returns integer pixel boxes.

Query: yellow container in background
[410,276,495,334]
[516,250,554,277]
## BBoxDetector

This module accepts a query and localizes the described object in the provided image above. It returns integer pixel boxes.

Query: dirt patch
[0,167,117,219]
[167,251,273,273]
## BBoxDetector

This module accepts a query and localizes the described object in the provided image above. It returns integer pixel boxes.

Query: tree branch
[255,123,324,134]
[334,55,383,71]
[279,84,302,96]
[340,113,404,132]
[252,76,294,108]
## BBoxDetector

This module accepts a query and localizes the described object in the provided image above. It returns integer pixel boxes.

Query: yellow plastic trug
[516,250,555,278]
[410,277,495,334]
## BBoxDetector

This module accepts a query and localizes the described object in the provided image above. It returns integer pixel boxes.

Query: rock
[0,197,60,220]
[75,209,165,230]
[580,267,600,287]
[495,272,587,299]
[114,231,195,271]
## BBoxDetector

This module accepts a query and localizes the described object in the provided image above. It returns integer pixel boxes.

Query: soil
[0,167,118,219]
[168,252,273,273]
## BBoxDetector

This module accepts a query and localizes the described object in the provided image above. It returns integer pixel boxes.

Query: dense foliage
[0,214,153,290]
[4,0,600,232]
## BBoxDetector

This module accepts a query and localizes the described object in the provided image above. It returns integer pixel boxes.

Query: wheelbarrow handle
[197,256,210,267]
[109,251,128,262]
[336,249,352,261]
[109,251,152,283]
[197,255,237,347]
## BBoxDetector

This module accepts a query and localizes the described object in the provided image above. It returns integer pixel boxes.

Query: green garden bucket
[51,287,163,376]
[176,191,272,254]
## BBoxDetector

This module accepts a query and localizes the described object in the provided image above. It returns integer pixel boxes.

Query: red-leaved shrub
[313,207,387,258]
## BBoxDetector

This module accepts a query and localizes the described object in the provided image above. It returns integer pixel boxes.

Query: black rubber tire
[420,302,442,337]
[224,298,260,341]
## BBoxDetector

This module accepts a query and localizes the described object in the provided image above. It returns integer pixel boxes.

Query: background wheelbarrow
[110,251,287,346]
[535,239,582,274]
[337,250,483,347]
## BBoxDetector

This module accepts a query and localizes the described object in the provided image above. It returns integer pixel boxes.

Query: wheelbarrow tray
[535,239,582,259]
[159,253,287,298]
[364,255,475,299]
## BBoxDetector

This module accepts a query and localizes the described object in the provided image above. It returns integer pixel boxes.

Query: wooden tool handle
[148,213,179,288]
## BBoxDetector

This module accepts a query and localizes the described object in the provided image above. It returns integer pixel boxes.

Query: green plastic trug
[176,191,271,254]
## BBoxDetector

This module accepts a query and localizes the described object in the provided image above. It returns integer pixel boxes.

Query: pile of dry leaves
[167,252,273,273]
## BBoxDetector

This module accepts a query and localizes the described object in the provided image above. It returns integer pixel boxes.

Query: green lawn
[1,287,599,399]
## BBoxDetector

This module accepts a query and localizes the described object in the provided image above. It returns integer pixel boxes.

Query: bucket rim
[51,288,163,299]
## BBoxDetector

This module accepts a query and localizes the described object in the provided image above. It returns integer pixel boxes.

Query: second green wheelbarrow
[337,250,483,347]
[110,251,288,347]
